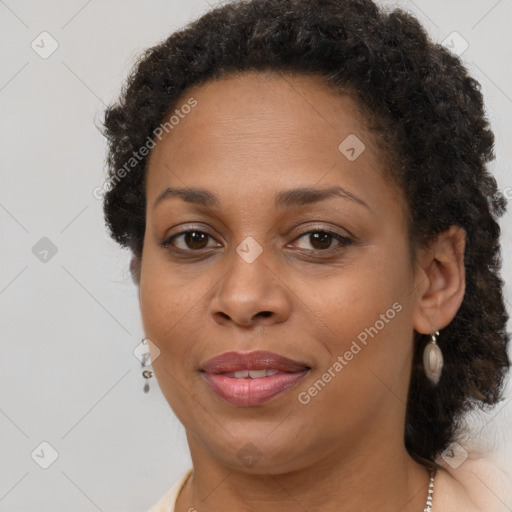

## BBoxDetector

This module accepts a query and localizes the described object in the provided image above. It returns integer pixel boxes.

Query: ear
[413,225,466,334]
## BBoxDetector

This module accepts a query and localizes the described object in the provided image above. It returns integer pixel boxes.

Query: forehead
[149,70,368,152]
[145,70,400,215]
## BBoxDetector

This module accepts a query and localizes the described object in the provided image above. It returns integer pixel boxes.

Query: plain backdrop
[1,1,511,511]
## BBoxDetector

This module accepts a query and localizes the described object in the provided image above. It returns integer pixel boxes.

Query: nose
[210,245,292,328]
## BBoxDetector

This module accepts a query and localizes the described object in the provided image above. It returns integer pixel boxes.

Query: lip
[200,350,311,407]
[201,350,310,373]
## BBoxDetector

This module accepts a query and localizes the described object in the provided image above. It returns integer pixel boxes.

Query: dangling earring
[142,367,153,393]
[423,330,443,385]
[139,337,154,393]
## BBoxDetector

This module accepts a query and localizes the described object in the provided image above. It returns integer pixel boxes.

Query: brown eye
[163,230,218,251]
[293,230,352,252]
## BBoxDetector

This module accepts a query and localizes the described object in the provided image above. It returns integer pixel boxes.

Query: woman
[101,0,511,510]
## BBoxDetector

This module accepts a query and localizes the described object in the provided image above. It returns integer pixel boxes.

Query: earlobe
[413,225,466,335]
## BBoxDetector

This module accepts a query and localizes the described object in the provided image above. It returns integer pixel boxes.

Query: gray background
[1,0,511,510]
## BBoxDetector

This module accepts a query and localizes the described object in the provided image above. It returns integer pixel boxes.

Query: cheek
[308,247,414,401]
[138,248,221,375]
[139,254,193,355]
[320,258,408,340]
[139,273,201,419]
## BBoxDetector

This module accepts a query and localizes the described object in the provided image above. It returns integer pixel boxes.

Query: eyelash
[160,226,353,257]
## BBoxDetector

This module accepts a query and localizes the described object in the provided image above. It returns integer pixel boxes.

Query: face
[139,71,422,474]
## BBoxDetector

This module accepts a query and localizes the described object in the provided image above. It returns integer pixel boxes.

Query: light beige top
[147,469,192,512]
[146,457,512,511]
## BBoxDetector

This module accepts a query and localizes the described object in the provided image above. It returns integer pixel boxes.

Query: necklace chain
[424,466,436,511]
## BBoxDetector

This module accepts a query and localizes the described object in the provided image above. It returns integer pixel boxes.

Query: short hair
[101,0,510,465]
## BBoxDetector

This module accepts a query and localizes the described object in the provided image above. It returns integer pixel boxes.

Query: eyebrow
[152,185,370,211]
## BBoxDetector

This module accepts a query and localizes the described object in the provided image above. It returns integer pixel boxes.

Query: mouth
[200,350,311,407]
[220,369,285,378]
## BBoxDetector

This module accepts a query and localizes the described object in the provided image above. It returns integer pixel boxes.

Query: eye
[160,227,353,256]
[161,230,220,251]
[291,229,352,252]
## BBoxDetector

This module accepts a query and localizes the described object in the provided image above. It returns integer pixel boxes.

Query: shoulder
[146,469,193,512]
[434,456,512,512]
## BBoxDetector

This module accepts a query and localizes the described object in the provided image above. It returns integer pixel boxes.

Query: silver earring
[423,330,443,385]
[142,369,153,393]
[140,337,154,393]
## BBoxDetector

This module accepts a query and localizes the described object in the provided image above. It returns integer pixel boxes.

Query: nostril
[258,311,272,318]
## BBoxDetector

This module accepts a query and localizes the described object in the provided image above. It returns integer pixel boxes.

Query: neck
[176,434,432,512]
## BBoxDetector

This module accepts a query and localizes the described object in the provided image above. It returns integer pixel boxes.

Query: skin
[136,70,467,511]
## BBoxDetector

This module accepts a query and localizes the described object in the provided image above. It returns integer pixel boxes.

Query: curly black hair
[101,0,510,466]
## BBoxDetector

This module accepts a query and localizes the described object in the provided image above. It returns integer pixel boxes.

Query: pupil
[311,232,331,250]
